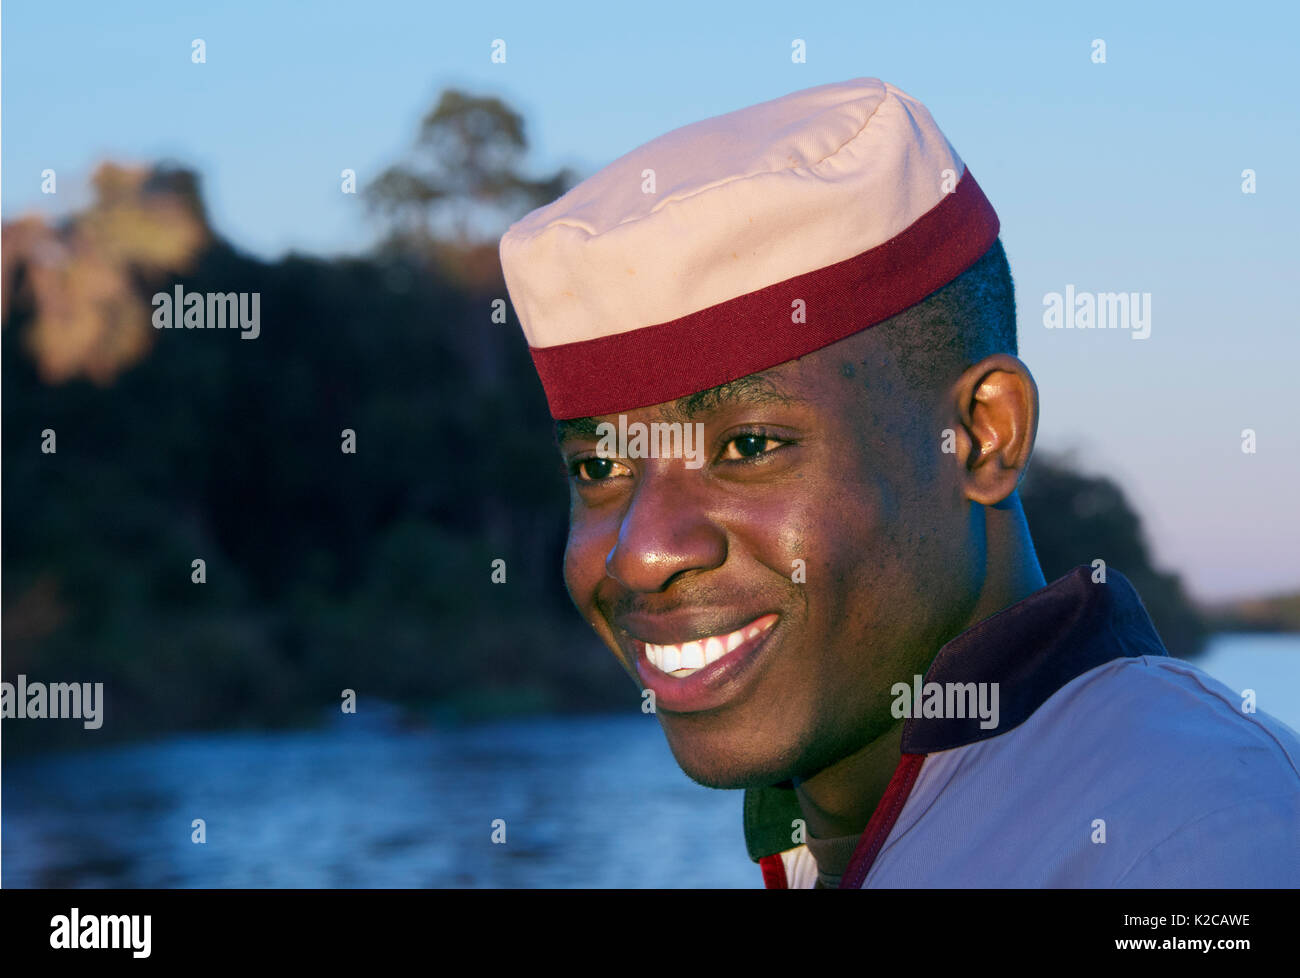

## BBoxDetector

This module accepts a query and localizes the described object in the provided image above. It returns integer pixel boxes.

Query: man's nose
[604,470,726,593]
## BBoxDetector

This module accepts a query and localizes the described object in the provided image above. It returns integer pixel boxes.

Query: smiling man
[498,78,1300,888]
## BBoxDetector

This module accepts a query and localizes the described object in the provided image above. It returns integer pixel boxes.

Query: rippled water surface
[5,633,1296,887]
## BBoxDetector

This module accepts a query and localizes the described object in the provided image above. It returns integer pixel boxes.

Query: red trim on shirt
[759,853,789,889]
[839,753,926,889]
[530,171,999,420]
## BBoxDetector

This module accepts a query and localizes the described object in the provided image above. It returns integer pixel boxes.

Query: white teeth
[681,641,705,669]
[642,616,775,677]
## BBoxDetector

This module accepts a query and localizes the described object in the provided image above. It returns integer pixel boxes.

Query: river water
[4,633,1296,887]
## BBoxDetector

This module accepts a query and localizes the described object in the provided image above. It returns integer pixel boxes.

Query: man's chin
[660,726,804,790]
[677,766,788,791]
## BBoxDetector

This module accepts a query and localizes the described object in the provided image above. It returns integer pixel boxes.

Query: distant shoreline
[1198,592,1300,634]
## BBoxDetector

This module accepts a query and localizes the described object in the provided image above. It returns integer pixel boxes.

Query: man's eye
[571,458,630,482]
[721,434,782,460]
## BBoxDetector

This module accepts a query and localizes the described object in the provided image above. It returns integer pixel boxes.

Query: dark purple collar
[903,563,1167,753]
[743,564,1169,861]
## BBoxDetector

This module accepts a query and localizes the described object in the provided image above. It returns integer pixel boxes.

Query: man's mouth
[622,612,782,713]
[642,615,779,678]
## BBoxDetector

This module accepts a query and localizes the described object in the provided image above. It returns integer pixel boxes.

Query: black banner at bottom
[0,887,1288,965]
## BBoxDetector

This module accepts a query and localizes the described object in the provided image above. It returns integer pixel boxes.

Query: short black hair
[870,237,1017,393]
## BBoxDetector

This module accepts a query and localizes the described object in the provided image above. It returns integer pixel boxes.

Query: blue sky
[4,0,1297,599]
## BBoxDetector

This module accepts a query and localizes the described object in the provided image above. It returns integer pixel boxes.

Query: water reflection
[4,714,758,888]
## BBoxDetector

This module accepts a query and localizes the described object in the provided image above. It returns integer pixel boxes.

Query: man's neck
[793,720,906,840]
[794,519,1047,840]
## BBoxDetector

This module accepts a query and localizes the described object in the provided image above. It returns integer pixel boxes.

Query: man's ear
[951,354,1039,507]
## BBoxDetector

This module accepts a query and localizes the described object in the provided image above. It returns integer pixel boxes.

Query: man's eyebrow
[553,374,798,443]
[661,373,797,423]
[554,416,605,444]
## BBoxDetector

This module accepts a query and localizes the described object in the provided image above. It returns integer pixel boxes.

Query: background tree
[366,89,577,248]
[1020,451,1209,658]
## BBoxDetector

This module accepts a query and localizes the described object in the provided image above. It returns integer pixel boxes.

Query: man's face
[556,329,983,789]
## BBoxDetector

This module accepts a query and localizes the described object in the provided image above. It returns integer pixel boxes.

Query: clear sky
[3,0,1297,600]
